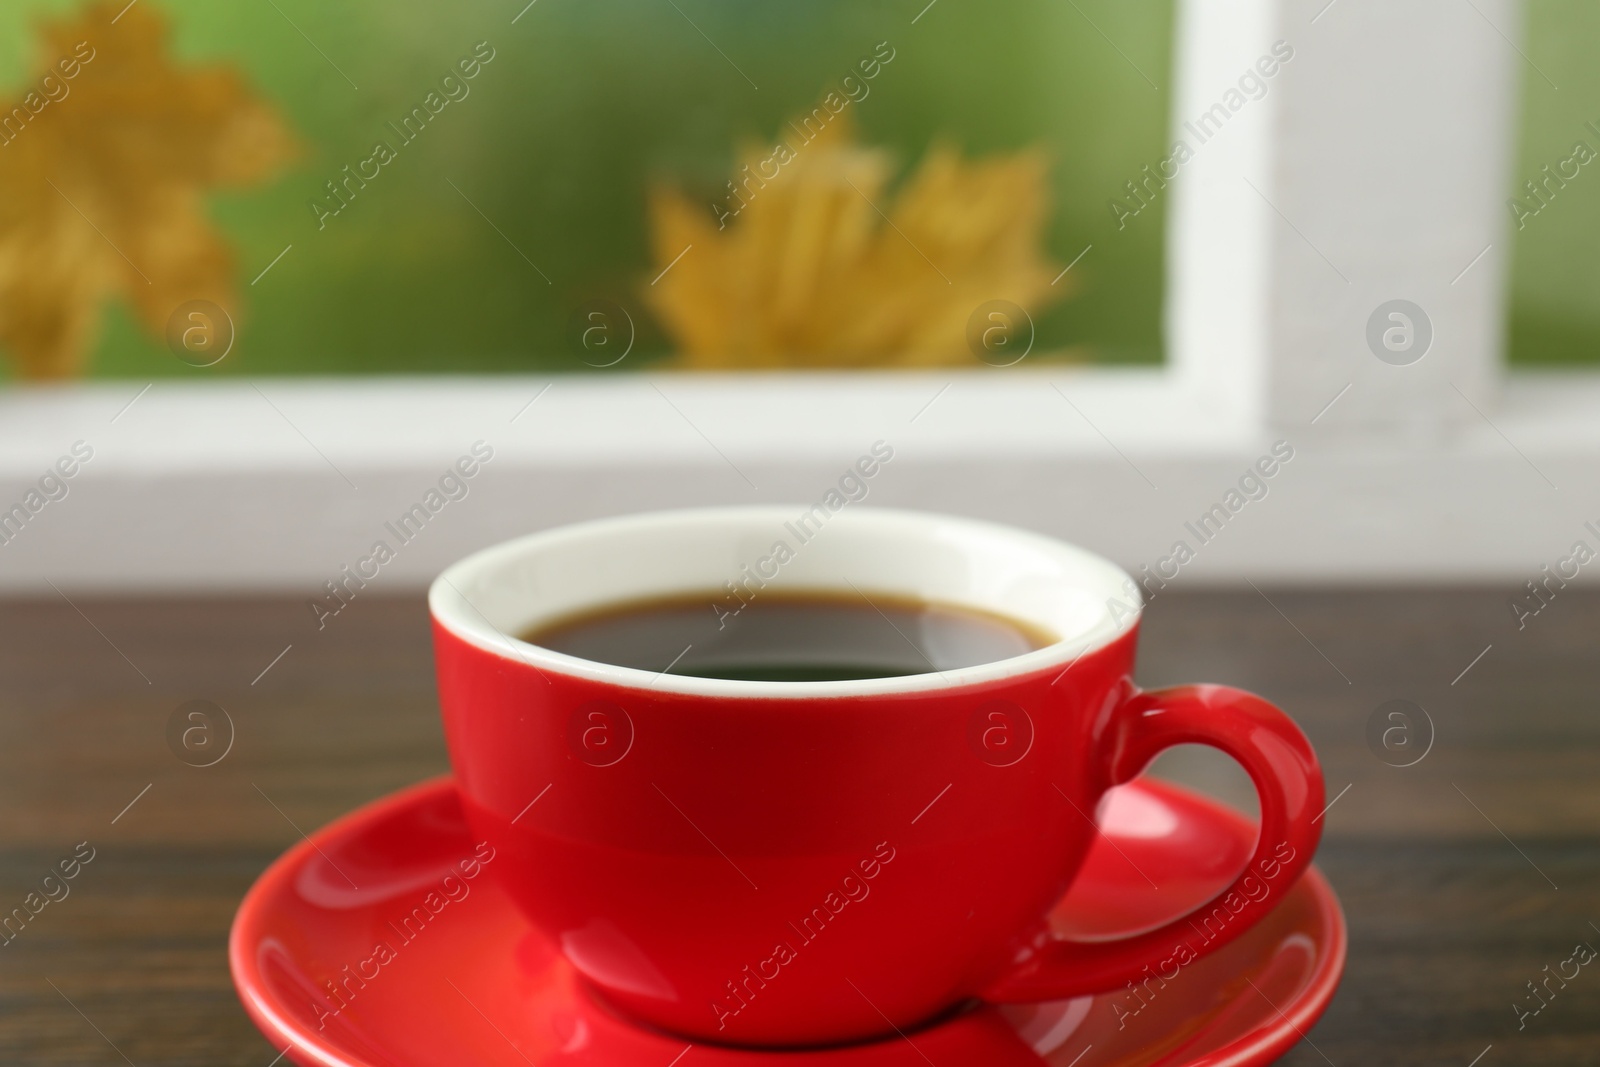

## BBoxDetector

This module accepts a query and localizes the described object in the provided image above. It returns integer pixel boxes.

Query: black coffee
[519,590,1055,682]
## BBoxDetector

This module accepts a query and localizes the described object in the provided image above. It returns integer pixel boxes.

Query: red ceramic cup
[430,507,1323,1048]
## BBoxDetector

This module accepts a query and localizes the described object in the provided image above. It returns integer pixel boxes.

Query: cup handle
[979,683,1324,1003]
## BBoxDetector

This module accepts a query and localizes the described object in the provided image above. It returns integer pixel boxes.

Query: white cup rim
[429,506,1141,699]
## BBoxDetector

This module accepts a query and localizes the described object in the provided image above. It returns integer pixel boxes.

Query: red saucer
[231,777,1345,1067]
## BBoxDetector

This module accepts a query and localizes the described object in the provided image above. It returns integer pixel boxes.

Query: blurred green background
[15,0,1590,377]
[1508,0,1600,365]
[0,0,1175,378]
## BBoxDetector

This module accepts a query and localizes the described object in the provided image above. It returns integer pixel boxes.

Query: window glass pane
[0,0,1172,379]
[1509,0,1600,364]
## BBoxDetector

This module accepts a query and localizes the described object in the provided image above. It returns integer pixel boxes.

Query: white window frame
[0,0,1590,593]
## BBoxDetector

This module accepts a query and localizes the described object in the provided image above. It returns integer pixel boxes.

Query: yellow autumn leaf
[0,0,297,379]
[646,111,1071,369]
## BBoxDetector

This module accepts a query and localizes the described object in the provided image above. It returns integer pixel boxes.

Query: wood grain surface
[0,588,1594,1065]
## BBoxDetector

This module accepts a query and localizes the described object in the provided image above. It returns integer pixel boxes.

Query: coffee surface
[519,590,1055,682]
